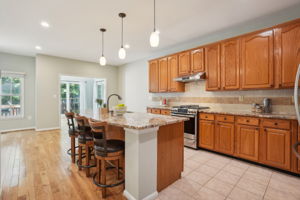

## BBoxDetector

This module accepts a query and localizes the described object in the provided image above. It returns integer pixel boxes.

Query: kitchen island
[84,112,187,200]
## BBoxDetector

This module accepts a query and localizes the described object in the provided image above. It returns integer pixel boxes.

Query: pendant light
[150,0,159,47]
[118,13,126,59]
[99,28,107,66]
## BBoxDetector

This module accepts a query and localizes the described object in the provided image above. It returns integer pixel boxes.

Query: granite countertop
[146,105,296,120]
[84,112,188,130]
[198,109,297,120]
[147,105,172,110]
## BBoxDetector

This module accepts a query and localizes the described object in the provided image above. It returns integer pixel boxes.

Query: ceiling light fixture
[99,28,107,66]
[35,45,42,50]
[40,21,50,28]
[150,0,159,47]
[118,13,126,60]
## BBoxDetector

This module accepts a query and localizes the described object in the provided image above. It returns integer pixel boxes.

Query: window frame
[0,71,25,119]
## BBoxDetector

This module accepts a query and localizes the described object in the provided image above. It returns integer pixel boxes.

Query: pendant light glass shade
[99,56,106,66]
[150,30,159,47]
[118,47,126,59]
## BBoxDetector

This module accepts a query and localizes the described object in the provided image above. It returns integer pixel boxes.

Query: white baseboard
[35,127,60,131]
[1,126,36,133]
[123,190,158,200]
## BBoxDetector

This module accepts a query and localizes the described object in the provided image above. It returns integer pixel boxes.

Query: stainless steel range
[171,105,209,149]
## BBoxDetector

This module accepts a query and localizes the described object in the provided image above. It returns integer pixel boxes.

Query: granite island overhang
[83,112,188,200]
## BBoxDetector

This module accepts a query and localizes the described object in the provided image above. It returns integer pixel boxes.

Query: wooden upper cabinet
[168,55,185,92]
[199,120,215,150]
[158,57,168,92]
[149,60,159,92]
[205,44,221,91]
[221,39,240,90]
[191,48,205,73]
[236,124,259,161]
[274,21,300,88]
[261,128,291,170]
[178,51,191,76]
[241,30,274,89]
[215,122,234,155]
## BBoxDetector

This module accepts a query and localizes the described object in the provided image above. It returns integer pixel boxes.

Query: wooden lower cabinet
[261,128,291,170]
[199,120,215,150]
[235,124,259,161]
[215,122,234,155]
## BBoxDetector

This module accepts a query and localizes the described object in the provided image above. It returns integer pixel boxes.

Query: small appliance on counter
[160,98,168,107]
[170,105,209,149]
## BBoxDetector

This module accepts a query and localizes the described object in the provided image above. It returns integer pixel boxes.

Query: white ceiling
[1,0,300,66]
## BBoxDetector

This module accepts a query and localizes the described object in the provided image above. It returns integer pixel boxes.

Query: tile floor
[157,148,300,200]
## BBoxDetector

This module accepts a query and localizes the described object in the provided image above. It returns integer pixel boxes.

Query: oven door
[171,113,198,148]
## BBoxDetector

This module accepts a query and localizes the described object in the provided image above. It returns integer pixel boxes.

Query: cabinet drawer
[237,117,259,126]
[152,109,161,114]
[161,109,170,115]
[262,119,290,130]
[147,108,152,113]
[216,115,234,123]
[200,113,215,121]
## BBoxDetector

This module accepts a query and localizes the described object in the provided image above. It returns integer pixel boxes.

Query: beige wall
[36,54,119,130]
[118,5,300,114]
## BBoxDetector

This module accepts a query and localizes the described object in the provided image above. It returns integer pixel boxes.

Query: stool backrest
[75,115,89,134]
[88,118,108,156]
[65,112,75,132]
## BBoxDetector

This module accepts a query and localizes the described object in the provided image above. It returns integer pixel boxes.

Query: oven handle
[171,114,196,118]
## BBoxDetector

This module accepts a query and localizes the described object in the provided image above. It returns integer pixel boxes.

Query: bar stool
[75,115,96,177]
[65,112,78,163]
[88,118,125,198]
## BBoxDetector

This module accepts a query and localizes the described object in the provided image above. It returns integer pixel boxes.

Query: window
[0,71,24,118]
[96,80,105,100]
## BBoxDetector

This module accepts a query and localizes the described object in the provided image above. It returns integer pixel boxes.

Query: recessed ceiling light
[35,46,42,50]
[124,44,130,49]
[40,21,50,28]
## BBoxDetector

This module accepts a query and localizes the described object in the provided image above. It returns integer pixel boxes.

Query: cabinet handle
[205,116,208,118]
[270,84,274,87]
[246,120,250,122]
[256,128,259,131]
[278,83,282,87]
[274,122,278,126]
[224,117,227,120]
[264,128,267,131]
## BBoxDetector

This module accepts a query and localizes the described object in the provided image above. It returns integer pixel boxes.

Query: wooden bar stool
[65,112,78,163]
[88,118,125,198]
[75,115,96,177]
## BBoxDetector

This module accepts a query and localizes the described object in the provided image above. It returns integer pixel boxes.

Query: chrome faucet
[107,94,122,113]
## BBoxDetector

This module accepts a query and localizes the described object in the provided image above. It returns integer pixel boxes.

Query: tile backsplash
[150,81,295,114]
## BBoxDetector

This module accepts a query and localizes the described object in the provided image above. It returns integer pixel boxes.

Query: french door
[61,82,81,114]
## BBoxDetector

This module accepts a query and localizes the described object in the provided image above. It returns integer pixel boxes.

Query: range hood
[174,72,206,82]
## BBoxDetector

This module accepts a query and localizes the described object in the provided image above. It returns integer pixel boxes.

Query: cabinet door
[205,44,221,91]
[236,124,259,161]
[199,120,215,150]
[168,55,184,92]
[262,128,291,170]
[178,51,191,76]
[241,30,274,89]
[191,48,205,73]
[274,21,300,88]
[158,57,168,92]
[215,122,234,155]
[149,60,159,92]
[221,39,240,90]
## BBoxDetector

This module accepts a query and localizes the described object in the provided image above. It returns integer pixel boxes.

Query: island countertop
[85,112,188,130]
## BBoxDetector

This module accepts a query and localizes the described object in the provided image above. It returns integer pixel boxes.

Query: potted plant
[96,99,108,114]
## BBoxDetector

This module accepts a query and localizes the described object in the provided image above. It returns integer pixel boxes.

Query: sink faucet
[107,94,122,113]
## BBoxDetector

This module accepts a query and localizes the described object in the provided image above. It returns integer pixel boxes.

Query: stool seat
[78,133,93,144]
[94,139,125,155]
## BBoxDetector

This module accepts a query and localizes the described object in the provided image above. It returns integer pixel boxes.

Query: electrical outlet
[239,96,244,102]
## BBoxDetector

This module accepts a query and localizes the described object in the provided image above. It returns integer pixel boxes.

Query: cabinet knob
[246,120,250,122]
[224,117,227,120]
[205,116,208,118]
[274,122,278,125]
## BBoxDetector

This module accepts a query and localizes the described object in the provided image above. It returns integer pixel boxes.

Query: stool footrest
[76,159,96,169]
[92,173,124,188]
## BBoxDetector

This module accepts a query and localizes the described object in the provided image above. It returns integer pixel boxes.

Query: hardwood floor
[0,127,125,200]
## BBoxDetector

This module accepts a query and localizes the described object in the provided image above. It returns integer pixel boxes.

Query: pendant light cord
[121,17,123,48]
[102,31,104,56]
[154,0,156,32]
